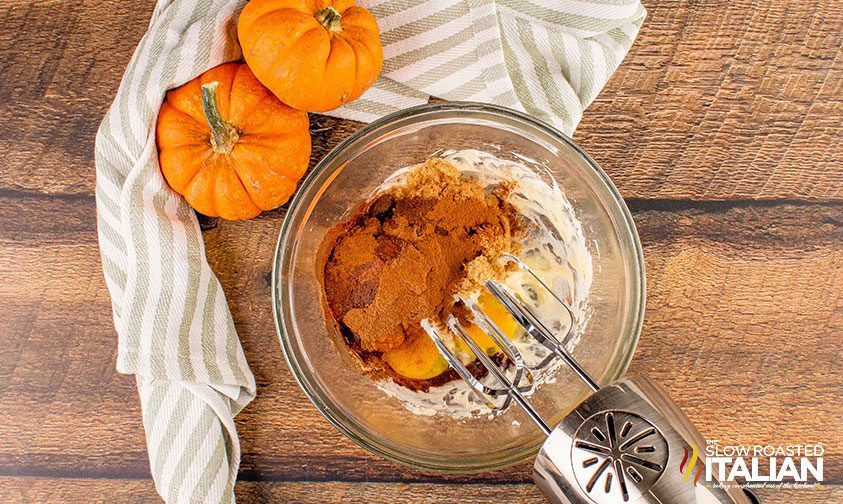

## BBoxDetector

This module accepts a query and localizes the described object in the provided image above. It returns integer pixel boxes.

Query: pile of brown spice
[321,158,522,388]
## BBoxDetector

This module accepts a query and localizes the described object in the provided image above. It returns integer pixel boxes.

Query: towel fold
[334,0,646,135]
[95,0,644,502]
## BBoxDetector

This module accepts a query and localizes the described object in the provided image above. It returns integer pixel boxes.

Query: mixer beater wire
[422,254,600,435]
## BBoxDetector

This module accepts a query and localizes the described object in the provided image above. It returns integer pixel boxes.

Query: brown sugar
[321,158,522,388]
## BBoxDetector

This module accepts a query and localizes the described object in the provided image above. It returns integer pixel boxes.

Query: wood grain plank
[1,202,840,487]
[0,477,839,504]
[575,0,843,201]
[0,0,840,200]
[0,0,154,195]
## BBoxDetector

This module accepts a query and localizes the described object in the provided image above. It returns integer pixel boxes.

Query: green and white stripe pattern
[95,1,254,502]
[95,0,643,502]
[335,0,646,135]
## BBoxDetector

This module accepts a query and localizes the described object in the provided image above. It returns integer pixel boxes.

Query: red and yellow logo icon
[679,442,703,486]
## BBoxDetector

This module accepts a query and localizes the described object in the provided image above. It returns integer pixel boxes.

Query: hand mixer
[423,254,760,504]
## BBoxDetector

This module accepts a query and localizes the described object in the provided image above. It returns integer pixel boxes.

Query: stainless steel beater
[423,255,760,504]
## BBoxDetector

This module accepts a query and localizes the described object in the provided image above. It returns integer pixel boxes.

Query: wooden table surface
[1,0,841,502]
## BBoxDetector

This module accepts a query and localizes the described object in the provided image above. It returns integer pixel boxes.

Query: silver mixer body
[532,376,751,504]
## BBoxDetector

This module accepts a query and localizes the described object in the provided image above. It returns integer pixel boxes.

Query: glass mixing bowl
[272,103,645,473]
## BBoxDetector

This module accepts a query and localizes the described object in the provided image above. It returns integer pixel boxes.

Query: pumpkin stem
[315,6,342,32]
[201,81,239,154]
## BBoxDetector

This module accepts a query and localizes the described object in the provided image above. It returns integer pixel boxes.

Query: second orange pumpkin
[238,0,383,112]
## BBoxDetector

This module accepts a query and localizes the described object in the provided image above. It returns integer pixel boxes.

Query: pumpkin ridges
[207,73,311,214]
[243,9,324,69]
[165,64,239,123]
[335,6,379,34]
[281,25,336,99]
[326,0,356,15]
[316,8,380,109]
[230,148,301,210]
[156,103,209,150]
[336,30,380,101]
[254,29,336,112]
[238,0,300,28]
[226,65,272,127]
[228,71,311,135]
[159,143,213,193]
[333,14,381,103]
[237,97,310,135]
[319,36,357,108]
[339,16,382,51]
[180,157,221,217]
[234,132,310,145]
[232,125,311,195]
[164,79,206,124]
[234,133,311,177]
[213,157,262,219]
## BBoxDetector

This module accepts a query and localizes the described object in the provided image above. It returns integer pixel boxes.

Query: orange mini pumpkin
[238,0,383,112]
[156,63,311,220]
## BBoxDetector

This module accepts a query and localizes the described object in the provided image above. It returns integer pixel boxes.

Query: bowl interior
[274,104,644,472]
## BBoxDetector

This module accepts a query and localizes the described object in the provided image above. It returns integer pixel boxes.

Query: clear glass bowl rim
[271,101,646,473]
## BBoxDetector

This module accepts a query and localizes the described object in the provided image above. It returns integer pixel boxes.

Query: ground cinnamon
[321,159,522,388]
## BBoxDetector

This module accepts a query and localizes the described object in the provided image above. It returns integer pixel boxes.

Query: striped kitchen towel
[335,0,647,134]
[95,0,644,502]
[96,1,255,502]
